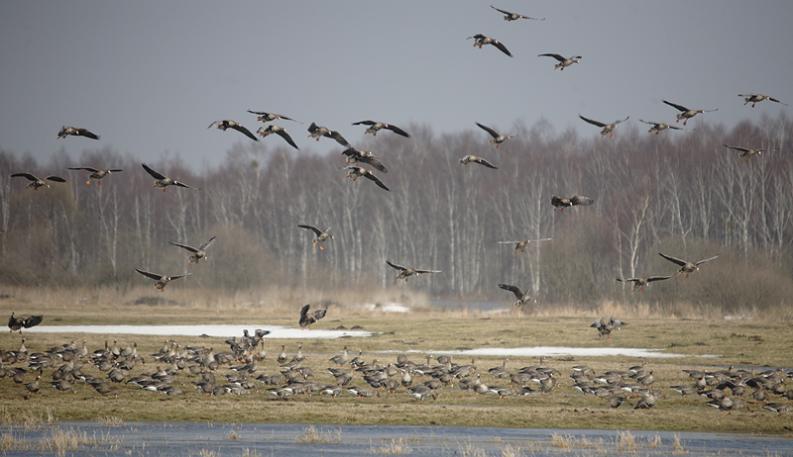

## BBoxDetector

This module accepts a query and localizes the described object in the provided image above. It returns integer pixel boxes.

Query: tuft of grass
[551,433,572,450]
[1,432,18,453]
[457,442,487,457]
[500,443,520,457]
[196,449,219,457]
[673,433,687,455]
[241,449,261,457]
[647,433,662,448]
[36,428,119,457]
[226,430,240,440]
[295,425,342,444]
[371,437,411,455]
[97,415,124,427]
[0,405,55,429]
[617,431,636,452]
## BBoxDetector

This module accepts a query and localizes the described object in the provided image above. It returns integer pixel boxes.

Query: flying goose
[344,166,389,191]
[352,120,410,137]
[208,120,258,141]
[658,252,718,277]
[247,110,298,123]
[10,173,66,190]
[256,124,299,150]
[498,283,534,307]
[341,148,387,173]
[141,164,193,190]
[662,100,718,125]
[638,119,682,134]
[307,122,350,146]
[616,275,672,290]
[490,5,545,21]
[467,34,513,57]
[459,155,498,169]
[386,260,441,282]
[8,313,43,333]
[497,238,552,254]
[578,115,630,137]
[538,53,581,70]
[551,195,594,209]
[590,317,625,338]
[169,236,216,263]
[135,268,190,290]
[475,122,512,147]
[67,167,123,185]
[738,94,787,108]
[298,224,333,251]
[723,144,763,159]
[58,126,100,140]
[299,304,327,328]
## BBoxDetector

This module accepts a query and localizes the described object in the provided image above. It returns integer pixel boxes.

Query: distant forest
[1,115,792,311]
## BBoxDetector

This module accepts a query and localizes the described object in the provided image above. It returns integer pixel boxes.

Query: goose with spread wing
[723,144,763,159]
[208,120,258,141]
[10,173,66,190]
[460,155,498,169]
[551,195,594,209]
[638,119,682,135]
[658,252,719,277]
[490,5,545,22]
[386,260,441,282]
[141,164,193,190]
[538,53,581,70]
[352,120,410,138]
[308,122,349,146]
[247,110,298,123]
[578,115,630,137]
[498,283,534,307]
[662,100,718,125]
[497,238,552,254]
[342,148,387,173]
[467,34,513,57]
[299,304,327,328]
[257,124,299,150]
[68,167,123,185]
[298,224,333,251]
[475,122,512,147]
[170,236,216,263]
[8,313,43,333]
[58,126,100,140]
[135,268,190,291]
[616,276,672,291]
[738,93,787,108]
[344,166,389,191]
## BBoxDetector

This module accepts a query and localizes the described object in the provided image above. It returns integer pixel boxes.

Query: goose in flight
[135,268,190,291]
[299,304,327,328]
[459,155,497,169]
[386,260,441,282]
[342,148,387,173]
[498,283,534,307]
[551,195,594,209]
[616,276,672,291]
[298,224,333,251]
[68,167,123,186]
[658,252,718,277]
[170,236,216,263]
[141,164,193,190]
[308,122,349,146]
[538,53,581,70]
[208,120,258,141]
[591,317,625,339]
[256,125,299,150]
[467,34,513,57]
[638,119,682,135]
[578,115,630,137]
[490,5,545,22]
[475,122,512,147]
[738,94,787,108]
[497,238,552,254]
[723,144,763,159]
[10,173,66,190]
[344,166,389,191]
[662,100,718,125]
[8,313,43,333]
[58,126,100,140]
[247,110,298,123]
[352,120,410,138]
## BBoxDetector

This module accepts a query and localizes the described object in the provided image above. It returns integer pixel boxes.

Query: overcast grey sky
[1,0,791,167]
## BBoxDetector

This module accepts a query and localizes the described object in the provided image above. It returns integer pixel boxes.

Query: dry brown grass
[226,430,240,440]
[551,433,572,450]
[97,415,124,427]
[196,449,219,457]
[673,433,687,455]
[617,430,637,452]
[0,405,55,429]
[370,437,412,455]
[457,442,488,457]
[295,425,342,444]
[647,433,662,448]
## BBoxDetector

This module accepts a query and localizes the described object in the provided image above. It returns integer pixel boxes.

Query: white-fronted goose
[616,276,671,290]
[662,100,718,125]
[298,224,333,251]
[475,122,512,147]
[307,122,349,146]
[352,120,410,138]
[342,148,387,173]
[170,236,216,263]
[58,126,100,140]
[8,313,43,333]
[538,53,581,70]
[738,94,787,108]
[467,34,513,57]
[498,283,534,307]
[10,173,66,190]
[638,119,682,134]
[497,238,552,254]
[386,260,441,282]
[344,166,389,191]
[591,317,625,338]
[208,120,258,141]
[247,110,298,123]
[551,195,594,209]
[141,164,193,190]
[723,144,763,159]
[299,304,327,328]
[490,5,544,22]
[658,252,718,277]
[68,167,123,186]
[135,268,190,291]
[578,115,629,137]
[459,155,498,169]
[256,124,299,150]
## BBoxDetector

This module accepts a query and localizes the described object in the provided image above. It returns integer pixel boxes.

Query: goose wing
[538,53,565,62]
[638,119,655,126]
[231,124,258,141]
[45,176,67,183]
[694,255,719,266]
[384,124,410,137]
[173,181,192,189]
[169,241,199,253]
[352,120,376,126]
[415,268,441,274]
[312,307,327,321]
[724,144,750,153]
[141,164,166,180]
[768,97,787,105]
[663,100,689,112]
[491,40,513,57]
[169,273,191,281]
[616,278,640,283]
[361,155,388,173]
[68,167,99,172]
[22,315,43,328]
[646,275,672,283]
[362,170,389,191]
[299,304,312,327]
[658,252,688,267]
[328,130,349,146]
[298,224,324,237]
[613,116,630,125]
[11,173,38,182]
[498,283,525,299]
[135,268,163,281]
[386,260,407,272]
[472,156,498,169]
[571,195,594,206]
[490,5,512,15]
[199,236,217,251]
[579,115,606,128]
[550,196,565,207]
[275,128,299,150]
[76,128,100,140]
[341,147,361,159]
[475,122,500,139]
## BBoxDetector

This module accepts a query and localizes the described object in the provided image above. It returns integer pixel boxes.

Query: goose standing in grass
[10,173,66,190]
[344,166,389,191]
[551,195,594,209]
[135,268,190,291]
[490,5,545,22]
[208,120,258,141]
[662,100,718,125]
[538,53,581,70]
[475,122,512,147]
[467,34,513,57]
[256,124,299,150]
[658,252,718,277]
[170,236,216,263]
[247,110,298,123]
[638,119,682,135]
[307,122,349,146]
[67,167,123,186]
[299,304,327,328]
[57,126,100,140]
[616,275,672,291]
[578,115,630,137]
[497,238,552,254]
[386,260,441,282]
[141,164,193,190]
[298,224,333,251]
[352,120,410,138]
[459,155,498,169]
[723,144,763,159]
[8,313,43,333]
[738,94,787,108]
[498,283,534,307]
[341,148,387,173]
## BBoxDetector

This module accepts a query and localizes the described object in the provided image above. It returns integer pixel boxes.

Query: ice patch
[27,324,371,339]
[383,346,697,358]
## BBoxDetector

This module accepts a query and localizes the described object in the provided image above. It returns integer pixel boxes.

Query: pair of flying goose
[616,252,719,290]
[135,236,216,290]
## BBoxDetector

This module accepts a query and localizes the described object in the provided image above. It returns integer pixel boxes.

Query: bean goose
[497,238,552,254]
[498,283,534,307]
[459,155,498,169]
[342,148,387,173]
[638,119,682,134]
[551,195,594,209]
[256,125,299,150]
[475,122,512,147]
[386,260,441,282]
[10,173,66,190]
[578,115,629,137]
[135,268,190,291]
[467,34,513,57]
[67,167,123,185]
[208,120,258,141]
[616,276,672,290]
[8,313,43,333]
[490,5,544,22]
[538,53,581,70]
[247,110,298,123]
[58,126,100,140]
[299,304,327,328]
[723,144,763,159]
[344,166,389,191]
[141,164,193,190]
[662,100,718,125]
[658,252,718,277]
[352,120,410,137]
[307,122,349,146]
[169,236,216,263]
[738,93,787,108]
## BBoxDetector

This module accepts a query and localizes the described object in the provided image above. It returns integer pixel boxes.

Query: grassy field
[1,287,792,435]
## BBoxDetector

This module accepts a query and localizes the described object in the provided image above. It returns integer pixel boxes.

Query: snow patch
[27,324,371,339]
[383,346,701,358]
[361,302,411,313]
